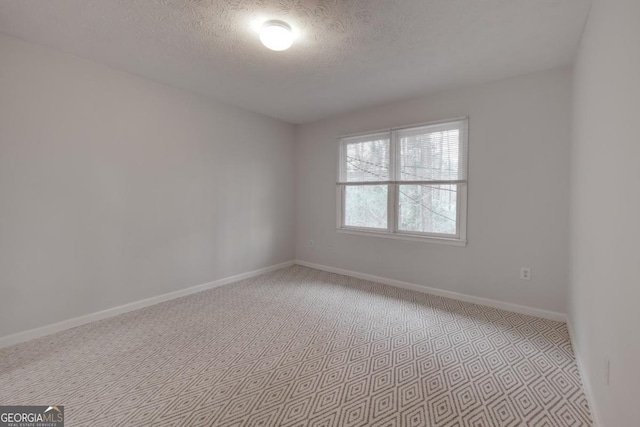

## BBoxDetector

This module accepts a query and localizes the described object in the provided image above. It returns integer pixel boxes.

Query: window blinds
[340,132,391,183]
[397,120,467,183]
[338,119,467,184]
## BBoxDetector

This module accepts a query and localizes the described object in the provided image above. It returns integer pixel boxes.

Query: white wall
[569,0,640,425]
[0,35,295,338]
[295,68,572,314]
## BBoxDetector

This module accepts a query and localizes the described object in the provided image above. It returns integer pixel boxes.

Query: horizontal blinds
[340,132,391,182]
[338,119,467,185]
[397,120,467,182]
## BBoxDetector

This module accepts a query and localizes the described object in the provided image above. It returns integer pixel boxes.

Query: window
[337,118,468,245]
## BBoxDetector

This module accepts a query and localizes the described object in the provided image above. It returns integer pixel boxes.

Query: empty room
[0,0,638,426]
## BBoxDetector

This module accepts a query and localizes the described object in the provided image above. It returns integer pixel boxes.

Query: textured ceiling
[0,0,590,123]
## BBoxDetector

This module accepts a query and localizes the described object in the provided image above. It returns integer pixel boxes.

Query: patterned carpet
[0,266,592,426]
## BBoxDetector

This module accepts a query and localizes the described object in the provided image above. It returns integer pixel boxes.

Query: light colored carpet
[0,266,592,426]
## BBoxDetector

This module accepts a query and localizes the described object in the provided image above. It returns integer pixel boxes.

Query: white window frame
[336,117,468,246]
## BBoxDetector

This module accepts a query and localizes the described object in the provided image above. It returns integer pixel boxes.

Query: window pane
[398,185,457,235]
[344,136,390,182]
[399,128,461,181]
[344,185,388,229]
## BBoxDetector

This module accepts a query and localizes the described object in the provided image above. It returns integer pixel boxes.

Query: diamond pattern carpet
[0,266,592,426]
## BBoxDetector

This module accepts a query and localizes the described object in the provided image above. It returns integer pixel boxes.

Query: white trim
[337,117,468,246]
[337,180,467,186]
[0,260,295,349]
[336,228,467,246]
[566,318,602,427]
[338,116,469,139]
[294,260,566,322]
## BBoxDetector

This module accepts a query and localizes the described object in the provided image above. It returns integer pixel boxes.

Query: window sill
[336,228,467,247]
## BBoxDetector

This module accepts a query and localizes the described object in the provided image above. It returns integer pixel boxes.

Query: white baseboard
[0,260,295,349]
[1,259,566,349]
[294,260,567,322]
[566,318,602,427]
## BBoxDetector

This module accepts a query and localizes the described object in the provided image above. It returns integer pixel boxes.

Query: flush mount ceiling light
[260,20,293,51]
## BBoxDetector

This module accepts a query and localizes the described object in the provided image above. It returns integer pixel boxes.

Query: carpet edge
[0,260,296,349]
[294,259,567,322]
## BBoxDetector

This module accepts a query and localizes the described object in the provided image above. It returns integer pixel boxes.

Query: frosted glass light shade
[260,21,293,51]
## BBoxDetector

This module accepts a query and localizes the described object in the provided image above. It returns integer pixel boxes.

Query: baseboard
[0,260,295,349]
[566,318,602,427]
[1,259,566,349]
[294,260,567,322]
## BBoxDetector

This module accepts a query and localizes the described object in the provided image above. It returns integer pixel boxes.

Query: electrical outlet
[308,240,314,248]
[520,267,531,280]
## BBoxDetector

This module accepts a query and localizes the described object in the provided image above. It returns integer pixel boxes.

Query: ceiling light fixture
[260,20,293,51]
